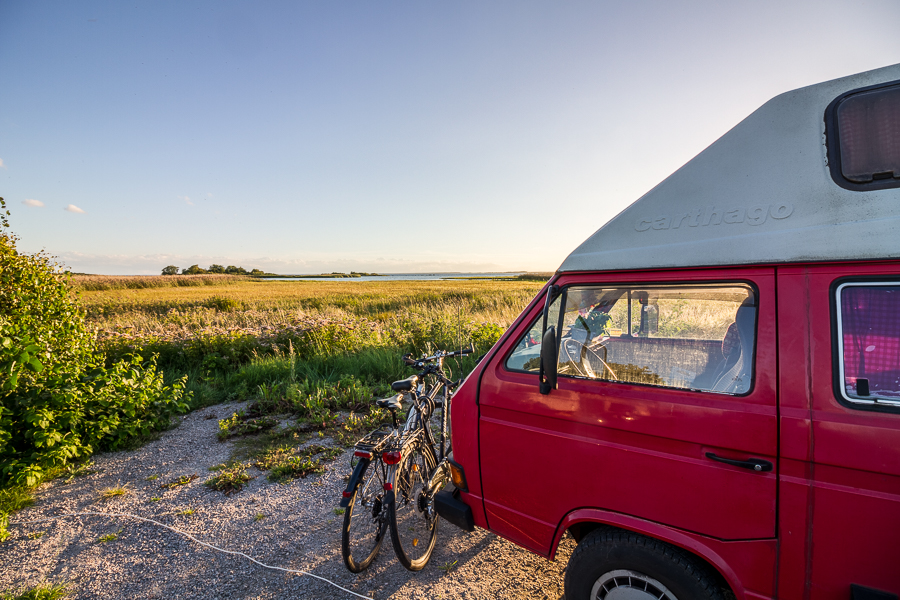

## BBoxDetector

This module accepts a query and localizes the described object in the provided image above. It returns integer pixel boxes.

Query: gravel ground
[1,403,575,599]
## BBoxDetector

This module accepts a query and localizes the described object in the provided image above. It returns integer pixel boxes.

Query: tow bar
[425,459,474,532]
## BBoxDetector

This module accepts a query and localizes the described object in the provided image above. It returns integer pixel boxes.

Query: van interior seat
[710,304,756,394]
[591,337,723,389]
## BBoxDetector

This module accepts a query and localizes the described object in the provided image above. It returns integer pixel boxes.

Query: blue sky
[1,1,899,274]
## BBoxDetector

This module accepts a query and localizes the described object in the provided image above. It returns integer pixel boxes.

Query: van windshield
[506,283,756,395]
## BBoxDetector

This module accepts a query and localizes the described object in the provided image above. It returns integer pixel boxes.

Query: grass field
[79,278,544,336]
[70,273,250,291]
[78,277,546,411]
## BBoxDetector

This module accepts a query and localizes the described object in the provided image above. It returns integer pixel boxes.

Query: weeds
[0,484,37,543]
[98,486,129,500]
[333,508,345,516]
[217,412,279,441]
[160,474,198,489]
[178,508,194,516]
[255,444,342,482]
[62,461,96,483]
[268,457,324,482]
[0,514,8,543]
[204,464,253,495]
[438,560,459,573]
[0,486,35,515]
[28,531,44,540]
[97,529,122,543]
[0,582,70,600]
[254,513,265,521]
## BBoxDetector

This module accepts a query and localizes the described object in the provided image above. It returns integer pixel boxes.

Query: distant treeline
[514,272,554,281]
[162,264,275,276]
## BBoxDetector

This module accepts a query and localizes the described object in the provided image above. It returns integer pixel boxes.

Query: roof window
[827,81,900,191]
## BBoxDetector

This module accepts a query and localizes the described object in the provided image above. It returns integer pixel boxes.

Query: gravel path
[1,403,575,599]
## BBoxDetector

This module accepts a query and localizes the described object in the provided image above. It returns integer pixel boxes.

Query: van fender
[551,508,748,600]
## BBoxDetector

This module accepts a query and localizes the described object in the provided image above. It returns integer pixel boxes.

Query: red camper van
[436,65,900,600]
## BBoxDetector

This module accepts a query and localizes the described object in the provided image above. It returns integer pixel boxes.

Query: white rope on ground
[10,511,374,600]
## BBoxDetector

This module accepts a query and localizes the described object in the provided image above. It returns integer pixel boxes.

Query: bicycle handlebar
[403,347,473,367]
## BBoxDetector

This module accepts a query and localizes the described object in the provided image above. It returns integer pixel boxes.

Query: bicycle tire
[341,458,388,573]
[388,442,439,571]
[438,388,451,459]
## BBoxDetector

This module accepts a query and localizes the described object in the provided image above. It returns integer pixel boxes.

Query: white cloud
[23,199,44,207]
[64,204,86,214]
[179,195,193,205]
[207,193,213,198]
[0,158,5,169]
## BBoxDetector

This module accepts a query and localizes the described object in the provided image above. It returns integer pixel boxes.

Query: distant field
[80,277,546,340]
[78,277,547,409]
[70,273,251,291]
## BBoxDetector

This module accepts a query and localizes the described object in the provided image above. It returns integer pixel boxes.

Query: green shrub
[0,199,190,487]
[205,296,240,312]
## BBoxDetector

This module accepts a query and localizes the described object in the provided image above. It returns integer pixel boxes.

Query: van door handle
[705,452,773,472]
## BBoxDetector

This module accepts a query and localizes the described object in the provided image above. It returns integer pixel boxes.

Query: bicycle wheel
[388,442,439,571]
[341,458,388,573]
[435,389,451,460]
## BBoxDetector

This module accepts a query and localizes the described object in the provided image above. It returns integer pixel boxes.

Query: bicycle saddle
[375,394,404,411]
[391,375,418,393]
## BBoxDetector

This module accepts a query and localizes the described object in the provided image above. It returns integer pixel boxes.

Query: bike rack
[355,427,396,454]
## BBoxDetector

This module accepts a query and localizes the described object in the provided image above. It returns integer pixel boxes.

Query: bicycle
[339,425,393,572]
[339,347,471,573]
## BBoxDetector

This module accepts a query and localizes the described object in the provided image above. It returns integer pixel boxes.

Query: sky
[1,1,899,275]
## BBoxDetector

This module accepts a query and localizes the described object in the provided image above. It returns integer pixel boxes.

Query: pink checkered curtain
[841,286,900,398]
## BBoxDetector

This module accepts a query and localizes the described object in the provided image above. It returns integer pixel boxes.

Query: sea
[264,272,525,282]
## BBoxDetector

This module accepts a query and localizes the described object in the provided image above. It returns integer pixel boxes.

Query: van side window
[506,296,560,372]
[554,284,756,394]
[837,282,900,407]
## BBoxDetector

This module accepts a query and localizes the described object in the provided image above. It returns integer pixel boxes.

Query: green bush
[0,199,190,487]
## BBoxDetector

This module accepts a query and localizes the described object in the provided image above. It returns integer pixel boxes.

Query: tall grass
[83,279,545,410]
[71,274,250,291]
[84,280,541,341]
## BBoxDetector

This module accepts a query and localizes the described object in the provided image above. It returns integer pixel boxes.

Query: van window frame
[831,277,900,413]
[824,78,900,193]
[503,279,760,397]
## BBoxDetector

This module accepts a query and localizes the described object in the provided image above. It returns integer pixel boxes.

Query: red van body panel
[449,281,552,529]
[784,263,900,599]
[475,267,778,584]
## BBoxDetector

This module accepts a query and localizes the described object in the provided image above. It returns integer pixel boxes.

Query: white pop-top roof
[559,63,900,273]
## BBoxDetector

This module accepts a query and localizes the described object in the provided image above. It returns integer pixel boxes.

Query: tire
[436,390,451,460]
[341,458,388,573]
[564,527,727,600]
[388,443,439,571]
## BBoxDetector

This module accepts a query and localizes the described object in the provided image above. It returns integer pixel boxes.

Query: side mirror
[539,326,558,395]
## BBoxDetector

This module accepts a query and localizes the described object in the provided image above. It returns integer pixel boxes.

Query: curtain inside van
[841,285,900,399]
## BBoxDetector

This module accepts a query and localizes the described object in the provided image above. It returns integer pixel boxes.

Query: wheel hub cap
[591,570,678,600]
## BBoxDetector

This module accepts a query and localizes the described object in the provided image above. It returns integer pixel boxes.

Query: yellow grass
[70,274,250,291]
[80,279,547,343]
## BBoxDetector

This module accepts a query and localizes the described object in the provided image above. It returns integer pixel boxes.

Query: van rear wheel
[564,528,726,600]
